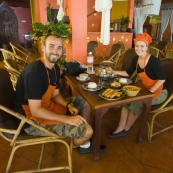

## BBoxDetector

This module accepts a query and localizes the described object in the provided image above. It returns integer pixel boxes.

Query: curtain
[160,10,172,41]
[134,7,148,37]
[57,0,64,21]
[95,0,112,45]
[170,10,173,42]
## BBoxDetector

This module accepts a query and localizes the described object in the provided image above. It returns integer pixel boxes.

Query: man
[14,34,105,154]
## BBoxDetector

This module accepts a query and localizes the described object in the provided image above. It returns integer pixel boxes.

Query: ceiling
[161,3,173,9]
[161,0,173,9]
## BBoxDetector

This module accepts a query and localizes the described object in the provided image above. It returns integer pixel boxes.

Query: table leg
[92,108,109,161]
[136,97,152,142]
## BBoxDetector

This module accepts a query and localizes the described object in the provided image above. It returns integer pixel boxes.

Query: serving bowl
[123,85,141,96]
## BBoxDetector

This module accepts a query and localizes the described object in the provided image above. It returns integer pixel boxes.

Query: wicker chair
[165,49,173,59]
[4,59,20,90]
[87,41,98,56]
[107,43,122,62]
[113,48,139,83]
[147,46,166,59]
[0,48,30,69]
[10,41,38,63]
[148,58,173,143]
[157,40,168,53]
[149,41,158,47]
[117,41,126,54]
[0,68,73,173]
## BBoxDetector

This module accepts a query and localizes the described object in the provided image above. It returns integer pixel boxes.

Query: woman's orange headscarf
[134,33,152,46]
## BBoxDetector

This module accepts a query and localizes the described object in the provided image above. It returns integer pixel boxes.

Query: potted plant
[30,3,72,43]
[120,15,131,32]
[30,3,72,66]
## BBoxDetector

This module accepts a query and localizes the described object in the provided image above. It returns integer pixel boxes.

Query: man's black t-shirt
[14,59,61,117]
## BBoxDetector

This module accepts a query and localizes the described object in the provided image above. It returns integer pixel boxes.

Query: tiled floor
[1,48,173,173]
[1,107,173,173]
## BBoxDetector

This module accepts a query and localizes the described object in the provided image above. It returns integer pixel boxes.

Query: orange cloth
[134,33,152,46]
[136,55,163,101]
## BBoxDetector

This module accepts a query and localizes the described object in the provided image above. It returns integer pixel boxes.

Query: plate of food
[99,88,126,100]
[82,82,103,91]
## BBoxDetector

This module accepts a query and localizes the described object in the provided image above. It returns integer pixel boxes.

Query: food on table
[123,86,140,91]
[110,81,121,88]
[88,82,97,89]
[119,78,127,84]
[123,85,141,96]
[101,88,122,98]
[106,70,112,74]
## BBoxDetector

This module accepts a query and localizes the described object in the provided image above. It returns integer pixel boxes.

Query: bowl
[79,73,88,80]
[123,85,141,96]
[110,81,121,89]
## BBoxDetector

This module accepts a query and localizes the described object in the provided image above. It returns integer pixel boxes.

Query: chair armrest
[0,104,62,145]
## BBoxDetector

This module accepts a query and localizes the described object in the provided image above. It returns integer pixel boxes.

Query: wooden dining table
[66,74,154,161]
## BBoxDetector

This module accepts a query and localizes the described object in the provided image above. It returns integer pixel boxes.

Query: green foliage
[56,56,66,67]
[46,3,57,23]
[30,3,72,43]
[120,15,131,26]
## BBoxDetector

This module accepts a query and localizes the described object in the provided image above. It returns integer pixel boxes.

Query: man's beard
[45,52,59,63]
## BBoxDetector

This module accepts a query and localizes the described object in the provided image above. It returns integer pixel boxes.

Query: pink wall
[36,0,47,24]
[46,0,58,8]
[66,0,87,64]
[11,7,32,43]
[87,0,101,32]
[88,32,133,57]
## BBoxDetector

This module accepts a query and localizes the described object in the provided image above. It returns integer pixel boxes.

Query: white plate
[82,83,103,91]
[76,76,91,81]
[115,78,132,84]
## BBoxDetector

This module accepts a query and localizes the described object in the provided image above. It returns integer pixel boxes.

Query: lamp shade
[140,0,161,16]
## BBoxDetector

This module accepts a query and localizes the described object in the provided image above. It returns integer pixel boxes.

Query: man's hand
[65,115,87,127]
[68,104,79,115]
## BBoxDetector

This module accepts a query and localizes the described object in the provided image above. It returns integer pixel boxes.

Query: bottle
[87,52,94,74]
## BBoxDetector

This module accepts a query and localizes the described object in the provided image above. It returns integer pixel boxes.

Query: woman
[107,33,168,138]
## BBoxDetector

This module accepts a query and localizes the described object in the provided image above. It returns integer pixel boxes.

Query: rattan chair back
[87,41,98,56]
[4,59,20,90]
[165,49,173,59]
[148,58,173,142]
[10,41,37,63]
[108,43,122,62]
[0,48,29,68]
[121,48,137,71]
[0,68,73,173]
[147,46,166,59]
[157,41,168,53]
